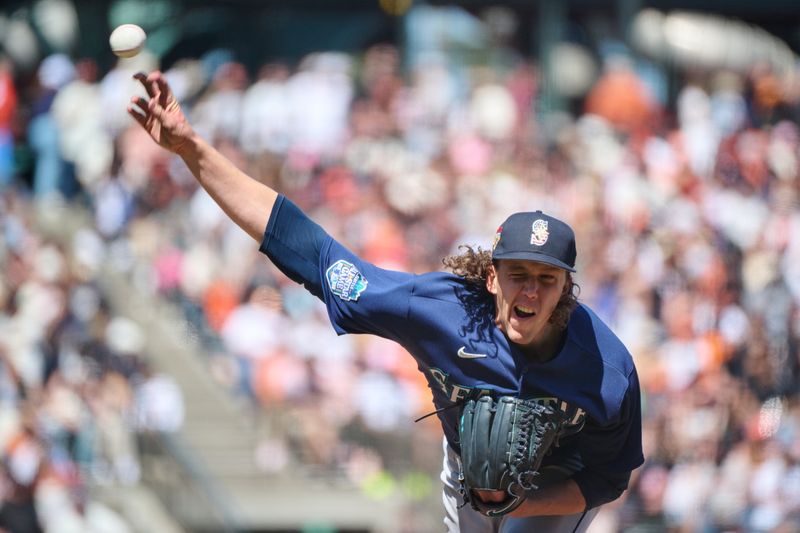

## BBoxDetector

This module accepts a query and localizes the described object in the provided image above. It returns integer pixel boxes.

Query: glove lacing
[512,405,561,492]
[511,405,538,492]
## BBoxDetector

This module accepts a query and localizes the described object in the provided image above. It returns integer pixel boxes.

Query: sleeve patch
[326,260,368,301]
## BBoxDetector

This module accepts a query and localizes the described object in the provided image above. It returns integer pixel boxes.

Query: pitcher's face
[486,259,568,347]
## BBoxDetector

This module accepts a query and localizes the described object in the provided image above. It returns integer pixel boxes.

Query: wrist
[508,480,586,517]
[175,131,203,159]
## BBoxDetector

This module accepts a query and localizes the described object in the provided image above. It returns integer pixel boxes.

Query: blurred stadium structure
[0,0,799,532]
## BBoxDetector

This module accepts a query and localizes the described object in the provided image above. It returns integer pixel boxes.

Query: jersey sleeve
[259,195,415,340]
[259,195,328,299]
[572,366,644,509]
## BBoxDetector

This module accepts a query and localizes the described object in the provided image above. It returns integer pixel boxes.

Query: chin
[505,328,537,346]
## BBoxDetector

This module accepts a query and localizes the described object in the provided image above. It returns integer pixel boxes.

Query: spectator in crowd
[0,55,17,188]
[26,54,76,198]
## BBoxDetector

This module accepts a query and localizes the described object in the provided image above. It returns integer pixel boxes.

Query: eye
[539,274,557,283]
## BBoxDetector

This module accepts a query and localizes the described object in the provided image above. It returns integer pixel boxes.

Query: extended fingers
[133,70,166,99]
[130,96,149,115]
[133,72,155,97]
[127,105,147,128]
[146,71,174,107]
[128,94,163,127]
[154,76,173,107]
[131,71,180,118]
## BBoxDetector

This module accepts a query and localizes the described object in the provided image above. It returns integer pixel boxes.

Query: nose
[521,278,538,298]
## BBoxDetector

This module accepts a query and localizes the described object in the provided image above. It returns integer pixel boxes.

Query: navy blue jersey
[260,195,644,508]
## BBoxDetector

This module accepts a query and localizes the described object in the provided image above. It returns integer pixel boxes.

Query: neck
[519,323,565,363]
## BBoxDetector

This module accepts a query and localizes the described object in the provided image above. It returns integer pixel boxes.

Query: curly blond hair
[442,245,579,330]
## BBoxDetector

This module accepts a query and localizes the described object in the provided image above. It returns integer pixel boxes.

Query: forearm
[509,479,586,517]
[177,134,278,241]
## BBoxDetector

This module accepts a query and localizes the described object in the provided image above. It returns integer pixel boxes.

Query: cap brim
[492,252,576,272]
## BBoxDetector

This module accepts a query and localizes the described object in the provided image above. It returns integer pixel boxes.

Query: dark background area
[5,0,800,73]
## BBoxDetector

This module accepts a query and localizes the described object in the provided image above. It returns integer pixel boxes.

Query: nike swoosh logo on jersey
[457,346,487,359]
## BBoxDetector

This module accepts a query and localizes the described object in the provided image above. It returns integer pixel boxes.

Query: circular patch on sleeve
[326,260,368,301]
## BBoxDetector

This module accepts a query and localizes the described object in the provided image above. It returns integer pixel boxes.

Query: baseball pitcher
[129,71,644,533]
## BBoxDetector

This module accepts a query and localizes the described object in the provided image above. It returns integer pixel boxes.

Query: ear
[486,264,498,295]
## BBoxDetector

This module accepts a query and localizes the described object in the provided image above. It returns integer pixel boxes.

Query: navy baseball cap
[491,211,577,272]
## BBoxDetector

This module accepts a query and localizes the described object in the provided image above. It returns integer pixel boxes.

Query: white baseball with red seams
[109,24,146,58]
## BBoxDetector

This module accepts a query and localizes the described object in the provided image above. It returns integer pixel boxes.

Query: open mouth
[514,305,536,319]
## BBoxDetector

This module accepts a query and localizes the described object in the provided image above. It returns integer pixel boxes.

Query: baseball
[109,24,146,58]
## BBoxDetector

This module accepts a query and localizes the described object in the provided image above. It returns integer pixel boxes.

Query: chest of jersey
[403,289,594,431]
[405,294,525,402]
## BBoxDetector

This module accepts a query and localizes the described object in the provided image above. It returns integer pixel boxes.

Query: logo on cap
[492,226,502,252]
[530,219,549,246]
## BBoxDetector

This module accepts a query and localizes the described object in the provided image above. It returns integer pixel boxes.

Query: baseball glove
[457,395,569,517]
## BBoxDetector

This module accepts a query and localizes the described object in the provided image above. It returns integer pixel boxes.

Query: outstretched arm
[128,71,277,241]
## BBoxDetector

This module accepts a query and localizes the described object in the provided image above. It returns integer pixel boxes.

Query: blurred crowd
[0,52,185,530]
[0,185,185,533]
[0,190,185,533]
[1,16,800,533]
